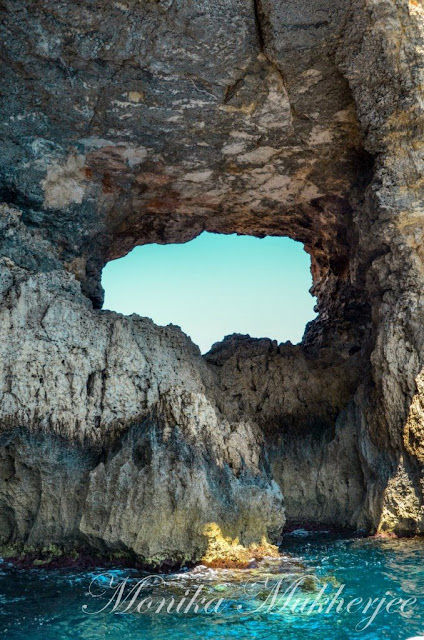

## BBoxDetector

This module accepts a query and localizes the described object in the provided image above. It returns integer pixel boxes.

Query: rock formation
[0,0,423,566]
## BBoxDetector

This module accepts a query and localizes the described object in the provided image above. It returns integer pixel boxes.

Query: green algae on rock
[201,523,280,569]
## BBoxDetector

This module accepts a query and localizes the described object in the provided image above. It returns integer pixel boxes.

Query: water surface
[1,533,423,639]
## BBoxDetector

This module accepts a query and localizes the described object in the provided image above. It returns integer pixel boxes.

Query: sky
[102,232,317,354]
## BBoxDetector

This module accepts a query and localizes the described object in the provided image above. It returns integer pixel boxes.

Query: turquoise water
[1,533,423,639]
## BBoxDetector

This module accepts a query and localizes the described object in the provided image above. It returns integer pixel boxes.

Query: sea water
[0,533,423,639]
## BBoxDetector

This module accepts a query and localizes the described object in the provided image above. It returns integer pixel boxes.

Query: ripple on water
[0,535,423,640]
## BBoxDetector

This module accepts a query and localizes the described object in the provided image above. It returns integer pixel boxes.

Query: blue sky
[102,232,317,354]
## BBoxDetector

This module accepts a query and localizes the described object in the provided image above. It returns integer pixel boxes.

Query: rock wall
[0,0,423,565]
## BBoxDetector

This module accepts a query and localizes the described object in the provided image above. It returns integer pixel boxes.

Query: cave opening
[102,232,317,354]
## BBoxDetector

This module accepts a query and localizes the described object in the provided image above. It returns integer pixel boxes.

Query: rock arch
[0,0,423,565]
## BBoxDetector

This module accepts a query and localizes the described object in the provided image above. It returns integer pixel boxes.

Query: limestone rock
[0,0,423,565]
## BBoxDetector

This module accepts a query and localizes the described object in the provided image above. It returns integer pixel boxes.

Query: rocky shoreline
[0,0,423,568]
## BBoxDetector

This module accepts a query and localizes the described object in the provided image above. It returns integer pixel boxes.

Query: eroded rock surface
[0,0,423,565]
